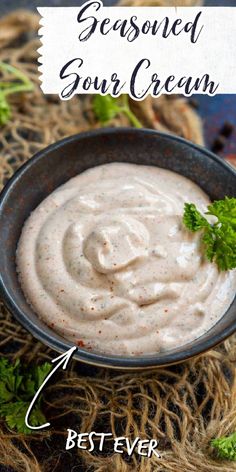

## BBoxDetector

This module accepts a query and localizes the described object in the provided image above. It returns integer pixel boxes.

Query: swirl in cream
[17,163,236,355]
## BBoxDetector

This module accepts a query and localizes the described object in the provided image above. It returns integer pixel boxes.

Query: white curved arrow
[25,346,77,430]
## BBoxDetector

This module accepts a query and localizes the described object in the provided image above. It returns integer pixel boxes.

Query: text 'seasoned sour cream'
[17,163,236,355]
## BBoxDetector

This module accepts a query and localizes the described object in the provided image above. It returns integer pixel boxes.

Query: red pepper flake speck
[77,340,85,347]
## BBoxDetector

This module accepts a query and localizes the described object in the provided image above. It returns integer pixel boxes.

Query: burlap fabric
[0,5,235,472]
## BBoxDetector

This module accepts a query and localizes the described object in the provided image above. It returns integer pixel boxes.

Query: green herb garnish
[93,94,143,128]
[0,62,34,126]
[183,197,236,271]
[211,432,236,461]
[0,357,51,434]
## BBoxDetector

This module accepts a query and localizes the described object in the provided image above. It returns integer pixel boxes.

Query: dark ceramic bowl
[0,128,235,369]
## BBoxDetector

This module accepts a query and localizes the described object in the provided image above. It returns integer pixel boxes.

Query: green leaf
[0,381,14,403]
[92,94,143,128]
[0,95,11,125]
[183,197,236,271]
[211,432,236,461]
[0,401,47,435]
[33,363,52,390]
[0,357,50,434]
[22,377,36,398]
[183,203,210,231]
[212,225,236,271]
[93,94,120,123]
[0,61,34,126]
[0,358,22,398]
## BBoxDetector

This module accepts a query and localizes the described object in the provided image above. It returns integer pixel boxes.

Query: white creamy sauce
[16,163,236,355]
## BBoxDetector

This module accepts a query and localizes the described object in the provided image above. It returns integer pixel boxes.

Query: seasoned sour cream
[17,163,236,355]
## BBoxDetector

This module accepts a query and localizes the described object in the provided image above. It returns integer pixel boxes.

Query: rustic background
[1,0,235,160]
[0,2,235,472]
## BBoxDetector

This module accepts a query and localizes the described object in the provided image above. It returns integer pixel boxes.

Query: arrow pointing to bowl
[25,346,77,430]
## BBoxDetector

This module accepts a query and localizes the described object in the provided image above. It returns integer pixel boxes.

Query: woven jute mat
[0,5,235,472]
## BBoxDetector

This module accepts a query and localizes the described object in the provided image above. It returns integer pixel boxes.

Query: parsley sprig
[183,197,236,271]
[0,358,51,434]
[211,432,236,461]
[0,62,34,126]
[93,94,143,128]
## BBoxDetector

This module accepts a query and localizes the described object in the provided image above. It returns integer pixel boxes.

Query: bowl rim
[0,127,235,369]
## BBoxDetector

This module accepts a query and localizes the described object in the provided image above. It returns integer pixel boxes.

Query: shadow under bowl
[0,128,235,369]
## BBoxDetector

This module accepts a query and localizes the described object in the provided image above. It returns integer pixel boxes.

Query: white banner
[38,2,236,100]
